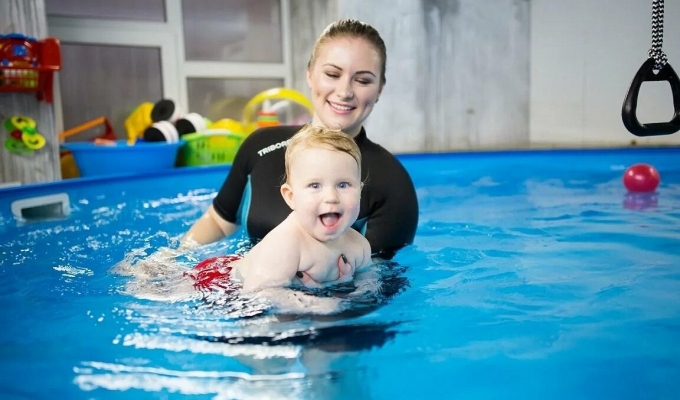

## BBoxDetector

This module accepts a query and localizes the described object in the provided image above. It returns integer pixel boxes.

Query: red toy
[623,163,660,192]
[0,33,61,103]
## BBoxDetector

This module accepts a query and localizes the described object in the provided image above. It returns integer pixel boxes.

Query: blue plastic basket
[60,140,183,177]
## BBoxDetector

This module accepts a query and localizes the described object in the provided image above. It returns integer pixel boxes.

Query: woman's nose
[336,79,354,100]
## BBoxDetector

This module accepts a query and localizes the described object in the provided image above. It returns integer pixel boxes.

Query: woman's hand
[295,254,354,288]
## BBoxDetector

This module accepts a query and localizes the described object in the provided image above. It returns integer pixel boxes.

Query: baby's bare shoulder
[345,228,370,248]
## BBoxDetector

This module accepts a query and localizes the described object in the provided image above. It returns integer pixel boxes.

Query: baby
[187,124,372,292]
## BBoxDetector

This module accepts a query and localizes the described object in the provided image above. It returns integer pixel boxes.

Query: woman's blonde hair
[284,124,361,183]
[308,18,387,86]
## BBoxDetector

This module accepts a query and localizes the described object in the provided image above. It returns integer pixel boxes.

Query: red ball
[623,164,660,192]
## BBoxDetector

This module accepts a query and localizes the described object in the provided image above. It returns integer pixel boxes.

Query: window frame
[47,0,292,132]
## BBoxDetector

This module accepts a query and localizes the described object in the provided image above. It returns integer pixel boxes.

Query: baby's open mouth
[319,212,341,227]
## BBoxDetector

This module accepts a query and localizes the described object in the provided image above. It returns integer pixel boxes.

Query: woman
[182,19,418,268]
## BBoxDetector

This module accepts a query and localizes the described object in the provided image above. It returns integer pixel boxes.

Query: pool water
[1,148,679,399]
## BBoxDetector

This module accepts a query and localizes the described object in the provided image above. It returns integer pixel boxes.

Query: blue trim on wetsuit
[352,216,368,235]
[236,176,252,237]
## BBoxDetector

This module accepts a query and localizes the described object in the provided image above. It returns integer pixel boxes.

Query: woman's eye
[356,79,371,85]
[325,73,339,78]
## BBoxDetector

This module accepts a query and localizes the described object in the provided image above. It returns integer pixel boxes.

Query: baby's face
[286,146,361,242]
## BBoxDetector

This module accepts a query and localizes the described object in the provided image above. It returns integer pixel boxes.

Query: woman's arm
[363,158,419,259]
[180,205,239,248]
[181,128,268,248]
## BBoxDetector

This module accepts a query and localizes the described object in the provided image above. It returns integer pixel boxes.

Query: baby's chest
[302,243,361,281]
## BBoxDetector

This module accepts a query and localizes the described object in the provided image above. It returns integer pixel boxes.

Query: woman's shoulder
[245,125,301,143]
[237,125,299,151]
[360,136,408,171]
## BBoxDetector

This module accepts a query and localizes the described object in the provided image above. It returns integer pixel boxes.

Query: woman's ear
[280,183,295,210]
[306,69,312,90]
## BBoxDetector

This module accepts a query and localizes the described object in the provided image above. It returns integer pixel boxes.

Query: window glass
[182,0,282,63]
[60,43,163,141]
[186,78,284,123]
[46,0,165,21]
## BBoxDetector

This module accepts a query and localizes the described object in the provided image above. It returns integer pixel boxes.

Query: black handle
[622,57,680,136]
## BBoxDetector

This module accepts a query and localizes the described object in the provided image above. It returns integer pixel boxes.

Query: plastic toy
[3,116,46,155]
[124,102,154,144]
[142,99,212,143]
[58,117,118,178]
[241,87,313,134]
[623,163,660,192]
[0,33,61,103]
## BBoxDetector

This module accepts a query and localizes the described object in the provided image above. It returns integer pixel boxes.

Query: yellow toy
[124,102,154,144]
[241,88,313,134]
[4,116,46,155]
[210,118,245,134]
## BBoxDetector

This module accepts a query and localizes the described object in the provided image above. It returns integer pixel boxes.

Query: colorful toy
[0,33,61,103]
[210,118,244,133]
[623,163,660,192]
[256,110,280,128]
[241,87,313,134]
[3,116,46,155]
[124,102,154,144]
[142,99,212,143]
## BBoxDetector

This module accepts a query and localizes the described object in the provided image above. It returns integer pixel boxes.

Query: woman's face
[306,37,384,138]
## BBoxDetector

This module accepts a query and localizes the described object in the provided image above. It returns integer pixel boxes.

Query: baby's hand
[295,254,354,288]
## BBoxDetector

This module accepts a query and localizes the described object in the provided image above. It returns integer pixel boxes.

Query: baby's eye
[308,182,321,189]
[338,182,351,189]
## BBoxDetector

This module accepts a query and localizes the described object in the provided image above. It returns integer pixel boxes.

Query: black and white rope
[648,0,668,70]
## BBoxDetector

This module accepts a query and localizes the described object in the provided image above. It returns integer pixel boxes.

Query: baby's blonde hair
[284,124,361,183]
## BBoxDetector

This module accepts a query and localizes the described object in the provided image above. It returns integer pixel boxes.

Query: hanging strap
[648,0,667,71]
[622,0,680,136]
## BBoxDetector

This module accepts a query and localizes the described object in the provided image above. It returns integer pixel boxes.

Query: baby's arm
[240,229,301,292]
[352,232,373,272]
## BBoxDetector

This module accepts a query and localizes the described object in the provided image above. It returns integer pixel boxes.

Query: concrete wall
[290,0,531,153]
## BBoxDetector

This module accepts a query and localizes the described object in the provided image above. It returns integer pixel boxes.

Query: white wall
[531,0,680,146]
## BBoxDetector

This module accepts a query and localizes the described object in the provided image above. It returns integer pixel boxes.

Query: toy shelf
[0,33,62,103]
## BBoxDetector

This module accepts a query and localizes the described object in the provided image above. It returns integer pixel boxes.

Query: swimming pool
[1,147,679,399]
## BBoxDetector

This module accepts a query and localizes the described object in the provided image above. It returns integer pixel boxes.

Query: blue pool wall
[1,147,679,224]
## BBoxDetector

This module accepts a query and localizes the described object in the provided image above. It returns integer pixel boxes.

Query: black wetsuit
[213,125,419,259]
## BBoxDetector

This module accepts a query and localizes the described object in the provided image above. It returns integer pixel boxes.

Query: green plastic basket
[179,129,247,166]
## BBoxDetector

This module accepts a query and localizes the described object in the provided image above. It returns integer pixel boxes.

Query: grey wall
[0,0,60,185]
[289,0,339,98]
[289,0,531,153]
[531,0,680,146]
